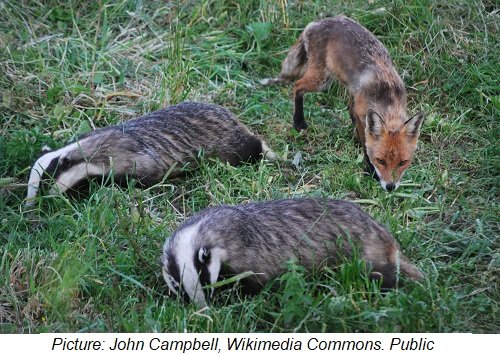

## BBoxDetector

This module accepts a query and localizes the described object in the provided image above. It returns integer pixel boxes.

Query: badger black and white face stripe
[26,142,78,206]
[25,141,104,207]
[162,254,191,304]
[161,218,227,307]
[162,221,208,306]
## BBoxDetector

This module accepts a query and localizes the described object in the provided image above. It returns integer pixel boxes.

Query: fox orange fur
[262,16,425,191]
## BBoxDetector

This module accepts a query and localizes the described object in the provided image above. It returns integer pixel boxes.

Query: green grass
[0,0,498,333]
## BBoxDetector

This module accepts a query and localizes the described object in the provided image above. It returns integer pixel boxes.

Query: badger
[161,198,424,307]
[25,102,275,206]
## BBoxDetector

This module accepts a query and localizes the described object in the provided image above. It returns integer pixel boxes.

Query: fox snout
[380,180,399,192]
[371,163,402,192]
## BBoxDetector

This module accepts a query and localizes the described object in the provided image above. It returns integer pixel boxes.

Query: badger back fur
[162,198,424,307]
[26,102,275,206]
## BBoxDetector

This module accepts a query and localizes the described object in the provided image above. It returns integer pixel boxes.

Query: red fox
[261,16,425,191]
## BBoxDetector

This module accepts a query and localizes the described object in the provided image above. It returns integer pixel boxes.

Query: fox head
[364,109,425,191]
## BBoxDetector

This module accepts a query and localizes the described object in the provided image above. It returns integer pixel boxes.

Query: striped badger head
[25,141,96,207]
[161,218,226,308]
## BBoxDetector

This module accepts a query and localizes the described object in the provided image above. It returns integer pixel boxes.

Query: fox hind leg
[292,66,328,131]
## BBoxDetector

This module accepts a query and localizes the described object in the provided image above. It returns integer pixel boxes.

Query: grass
[0,0,498,333]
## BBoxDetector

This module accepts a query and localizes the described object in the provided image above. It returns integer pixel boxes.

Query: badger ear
[198,247,210,264]
[41,145,53,154]
[404,112,425,139]
[365,109,385,137]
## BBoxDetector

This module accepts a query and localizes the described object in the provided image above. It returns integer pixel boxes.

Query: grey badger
[26,102,275,206]
[162,198,424,307]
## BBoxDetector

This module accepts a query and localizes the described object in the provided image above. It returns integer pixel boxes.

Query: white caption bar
[0,333,497,354]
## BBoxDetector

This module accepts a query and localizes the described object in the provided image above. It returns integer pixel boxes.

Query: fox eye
[376,158,386,166]
[399,160,408,166]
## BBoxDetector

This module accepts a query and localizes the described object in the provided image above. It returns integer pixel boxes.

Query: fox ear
[404,112,425,139]
[365,109,385,137]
